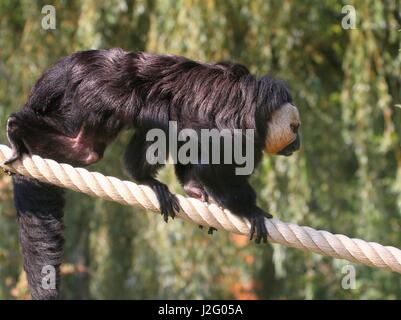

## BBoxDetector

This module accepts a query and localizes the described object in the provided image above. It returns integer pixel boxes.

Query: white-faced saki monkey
[5,48,301,299]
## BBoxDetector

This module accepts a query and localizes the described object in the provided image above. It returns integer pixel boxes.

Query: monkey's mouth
[277,135,300,157]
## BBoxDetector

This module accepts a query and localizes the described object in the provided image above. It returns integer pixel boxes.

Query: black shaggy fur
[5,49,297,299]
[13,175,65,300]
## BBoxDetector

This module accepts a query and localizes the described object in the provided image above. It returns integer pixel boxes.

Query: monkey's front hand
[147,179,180,222]
[249,208,272,244]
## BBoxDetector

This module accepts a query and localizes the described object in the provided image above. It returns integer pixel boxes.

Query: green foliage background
[0,0,400,299]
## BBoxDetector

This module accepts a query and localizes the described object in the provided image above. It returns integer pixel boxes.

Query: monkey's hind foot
[249,209,272,244]
[148,180,180,223]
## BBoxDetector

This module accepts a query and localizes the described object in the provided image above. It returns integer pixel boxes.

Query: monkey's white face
[265,103,301,156]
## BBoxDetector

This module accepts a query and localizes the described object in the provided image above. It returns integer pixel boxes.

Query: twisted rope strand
[1,144,401,273]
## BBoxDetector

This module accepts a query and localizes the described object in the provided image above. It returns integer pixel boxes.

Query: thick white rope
[1,144,401,274]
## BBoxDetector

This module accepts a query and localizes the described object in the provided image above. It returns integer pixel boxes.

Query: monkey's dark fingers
[151,183,179,223]
[170,193,180,213]
[249,213,269,244]
[157,185,172,223]
[198,225,217,235]
[250,219,256,241]
[151,183,168,221]
[263,211,273,219]
[254,218,263,244]
[260,219,268,243]
[164,189,178,220]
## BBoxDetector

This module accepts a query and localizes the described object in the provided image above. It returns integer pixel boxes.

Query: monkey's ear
[265,103,300,154]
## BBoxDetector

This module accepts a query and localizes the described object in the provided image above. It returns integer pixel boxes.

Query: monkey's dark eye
[290,123,299,133]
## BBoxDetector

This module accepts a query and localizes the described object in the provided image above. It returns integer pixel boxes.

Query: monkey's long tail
[12,174,65,300]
